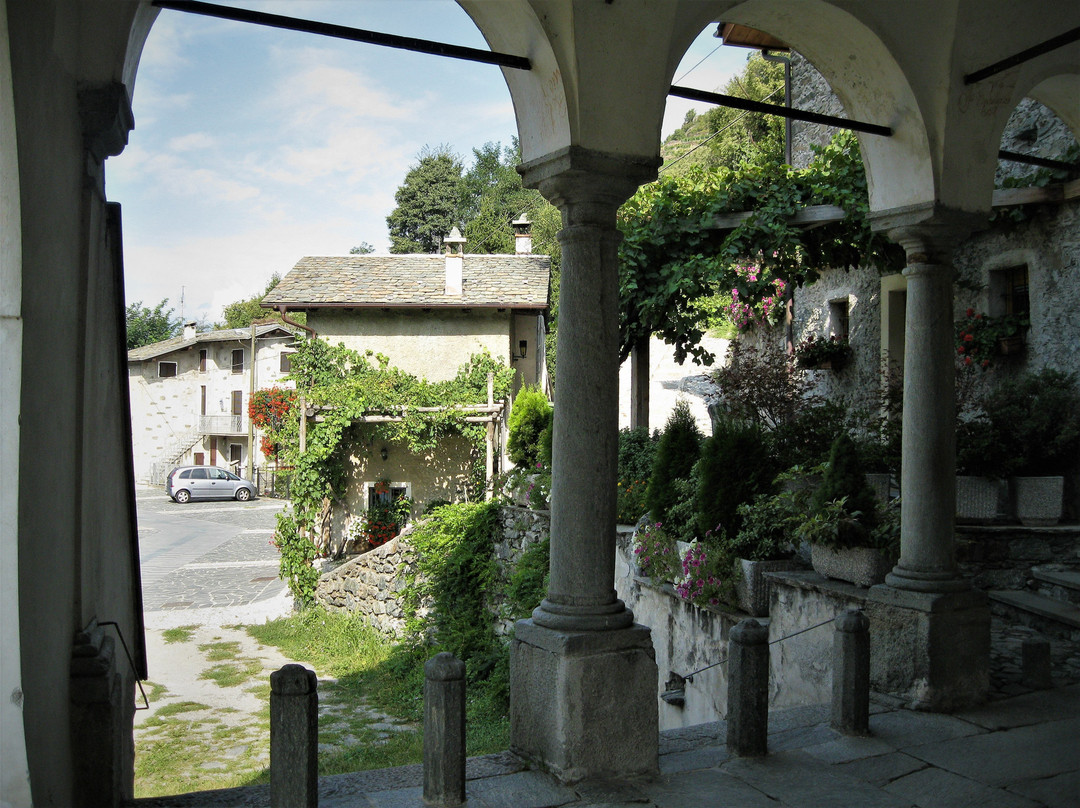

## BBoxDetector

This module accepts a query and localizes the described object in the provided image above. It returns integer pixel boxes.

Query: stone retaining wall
[314,505,550,638]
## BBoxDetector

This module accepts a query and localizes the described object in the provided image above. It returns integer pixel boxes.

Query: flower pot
[1012,476,1064,527]
[810,544,892,588]
[956,476,1005,524]
[733,557,801,617]
[997,335,1026,356]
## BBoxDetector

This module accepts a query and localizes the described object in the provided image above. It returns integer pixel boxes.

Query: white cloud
[167,132,217,152]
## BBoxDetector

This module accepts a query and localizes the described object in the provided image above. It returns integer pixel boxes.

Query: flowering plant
[631,521,680,581]
[954,308,1028,370]
[360,479,411,548]
[673,538,733,608]
[794,334,851,368]
[728,264,787,332]
[616,478,649,524]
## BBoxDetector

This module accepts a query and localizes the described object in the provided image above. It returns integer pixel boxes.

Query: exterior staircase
[147,428,203,484]
[989,567,1080,643]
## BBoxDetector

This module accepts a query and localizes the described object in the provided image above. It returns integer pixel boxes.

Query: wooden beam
[991,185,1064,207]
[710,204,846,232]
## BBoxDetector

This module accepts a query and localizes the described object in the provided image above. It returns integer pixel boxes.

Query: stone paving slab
[882,766,1042,808]
[903,716,1080,789]
[467,770,579,808]
[867,709,986,748]
[954,681,1080,730]
[829,750,929,787]
[1005,769,1080,808]
[640,768,776,808]
[720,750,913,808]
[800,732,898,764]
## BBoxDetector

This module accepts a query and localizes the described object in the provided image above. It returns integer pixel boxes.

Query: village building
[127,322,296,485]
[261,227,550,552]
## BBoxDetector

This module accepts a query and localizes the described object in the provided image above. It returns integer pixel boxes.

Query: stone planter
[810,544,892,588]
[733,557,801,617]
[956,476,1005,524]
[1012,476,1065,527]
[865,473,893,504]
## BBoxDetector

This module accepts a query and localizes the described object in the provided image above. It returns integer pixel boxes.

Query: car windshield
[225,471,240,480]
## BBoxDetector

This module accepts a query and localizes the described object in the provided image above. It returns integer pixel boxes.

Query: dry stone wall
[314,505,550,639]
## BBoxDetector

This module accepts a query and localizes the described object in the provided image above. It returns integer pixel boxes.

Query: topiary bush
[811,433,878,527]
[645,401,702,524]
[695,415,777,539]
[507,385,553,468]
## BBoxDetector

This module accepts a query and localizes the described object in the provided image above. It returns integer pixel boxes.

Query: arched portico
[2,0,1078,801]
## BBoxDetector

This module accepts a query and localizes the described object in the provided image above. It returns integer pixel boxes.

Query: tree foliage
[126,299,179,349]
[618,132,901,366]
[506,385,552,468]
[644,400,702,525]
[222,273,283,329]
[386,146,465,253]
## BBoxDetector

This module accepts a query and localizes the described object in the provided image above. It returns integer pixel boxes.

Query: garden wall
[314,505,550,638]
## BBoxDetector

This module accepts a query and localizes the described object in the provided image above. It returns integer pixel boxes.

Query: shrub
[618,426,659,482]
[695,416,777,539]
[507,385,552,467]
[983,368,1080,476]
[728,489,803,561]
[811,434,878,527]
[711,340,812,431]
[616,479,650,524]
[645,401,702,524]
[505,539,549,620]
[773,400,850,469]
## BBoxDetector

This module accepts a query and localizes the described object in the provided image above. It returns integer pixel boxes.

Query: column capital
[868,202,985,265]
[78,81,133,163]
[519,146,660,227]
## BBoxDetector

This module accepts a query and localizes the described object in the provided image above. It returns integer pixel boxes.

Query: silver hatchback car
[166,465,258,504]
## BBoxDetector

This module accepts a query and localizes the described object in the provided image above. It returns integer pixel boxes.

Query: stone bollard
[726,618,770,757]
[831,610,871,735]
[270,664,319,808]
[423,652,467,807]
[1021,638,1053,690]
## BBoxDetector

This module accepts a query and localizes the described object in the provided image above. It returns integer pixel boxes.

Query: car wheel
[236,487,252,502]
[174,489,191,504]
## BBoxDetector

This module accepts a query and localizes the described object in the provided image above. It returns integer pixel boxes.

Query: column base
[866,585,990,711]
[510,619,658,783]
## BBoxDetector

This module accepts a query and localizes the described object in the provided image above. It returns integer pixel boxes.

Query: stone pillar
[866,206,990,711]
[423,652,466,807]
[630,335,650,430]
[726,618,770,757]
[509,147,660,783]
[831,610,870,736]
[270,664,318,808]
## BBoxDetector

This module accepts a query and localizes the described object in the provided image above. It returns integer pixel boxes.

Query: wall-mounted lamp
[516,339,528,359]
[380,447,388,461]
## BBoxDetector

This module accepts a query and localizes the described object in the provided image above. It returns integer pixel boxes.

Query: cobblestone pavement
[137,486,291,614]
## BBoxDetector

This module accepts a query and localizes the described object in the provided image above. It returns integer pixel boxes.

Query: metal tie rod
[965,27,1080,85]
[669,84,893,137]
[152,0,532,71]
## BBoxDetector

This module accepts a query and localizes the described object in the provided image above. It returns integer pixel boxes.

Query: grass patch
[199,658,264,688]
[161,625,198,644]
[248,608,510,776]
[155,701,210,718]
[199,640,243,662]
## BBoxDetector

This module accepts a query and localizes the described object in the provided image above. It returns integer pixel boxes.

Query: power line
[660,87,783,174]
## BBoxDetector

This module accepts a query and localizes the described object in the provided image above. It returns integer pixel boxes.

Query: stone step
[1031,567,1080,607]
[988,589,1080,642]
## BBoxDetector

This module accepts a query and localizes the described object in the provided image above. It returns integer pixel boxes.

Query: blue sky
[108,1,748,325]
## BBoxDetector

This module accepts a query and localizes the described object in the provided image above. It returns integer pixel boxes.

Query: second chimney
[444,226,466,296]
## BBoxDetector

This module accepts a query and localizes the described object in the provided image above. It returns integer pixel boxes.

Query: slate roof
[127,324,295,362]
[261,254,551,310]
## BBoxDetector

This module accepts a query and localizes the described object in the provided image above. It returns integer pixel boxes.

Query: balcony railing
[199,414,247,435]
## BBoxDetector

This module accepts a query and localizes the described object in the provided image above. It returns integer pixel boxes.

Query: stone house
[261,229,550,550]
[127,322,296,484]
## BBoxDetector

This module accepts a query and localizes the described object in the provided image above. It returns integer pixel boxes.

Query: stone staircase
[989,567,1080,643]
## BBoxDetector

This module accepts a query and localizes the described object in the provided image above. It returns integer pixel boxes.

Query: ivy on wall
[274,339,515,603]
[618,132,902,365]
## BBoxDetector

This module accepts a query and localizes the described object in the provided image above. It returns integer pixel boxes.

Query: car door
[207,467,234,499]
[187,467,210,499]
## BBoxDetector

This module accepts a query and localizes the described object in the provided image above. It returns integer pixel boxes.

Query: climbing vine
[618,131,902,364]
[273,339,514,603]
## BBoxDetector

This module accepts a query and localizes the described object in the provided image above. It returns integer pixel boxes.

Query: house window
[199,349,207,372]
[366,481,410,511]
[280,352,292,373]
[200,385,207,416]
[232,349,245,374]
[232,390,243,416]
[158,361,177,378]
[829,298,850,340]
[991,264,1029,317]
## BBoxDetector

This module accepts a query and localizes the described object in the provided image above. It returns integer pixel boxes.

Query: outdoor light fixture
[518,340,528,359]
[380,447,388,461]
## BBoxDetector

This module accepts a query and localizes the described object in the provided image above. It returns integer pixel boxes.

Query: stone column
[866,205,990,711]
[509,147,660,782]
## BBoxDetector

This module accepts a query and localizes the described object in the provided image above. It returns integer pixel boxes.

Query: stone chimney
[512,214,532,255]
[183,321,197,340]
[443,226,466,296]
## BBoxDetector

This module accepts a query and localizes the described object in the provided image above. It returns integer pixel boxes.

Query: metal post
[270,664,318,808]
[831,610,870,735]
[423,652,466,806]
[727,618,770,756]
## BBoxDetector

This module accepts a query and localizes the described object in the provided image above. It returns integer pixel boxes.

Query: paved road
[136,485,292,623]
